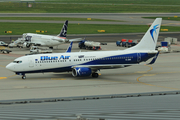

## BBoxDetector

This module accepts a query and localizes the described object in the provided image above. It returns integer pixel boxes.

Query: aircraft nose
[6,63,14,71]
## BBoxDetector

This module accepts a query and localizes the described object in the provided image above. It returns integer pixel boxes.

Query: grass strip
[1,2,180,13]
[143,17,180,21]
[0,17,122,22]
[1,23,180,35]
[36,0,180,5]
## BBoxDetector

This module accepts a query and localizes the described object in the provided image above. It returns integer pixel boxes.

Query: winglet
[66,42,73,53]
[147,51,160,65]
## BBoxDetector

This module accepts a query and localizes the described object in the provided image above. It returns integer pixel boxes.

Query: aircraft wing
[31,42,44,46]
[69,38,83,42]
[71,64,135,71]
[71,61,155,71]
[26,41,45,46]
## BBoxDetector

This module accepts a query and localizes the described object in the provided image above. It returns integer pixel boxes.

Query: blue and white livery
[6,18,162,79]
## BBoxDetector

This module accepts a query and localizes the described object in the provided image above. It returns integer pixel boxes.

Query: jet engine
[23,42,30,48]
[72,67,92,77]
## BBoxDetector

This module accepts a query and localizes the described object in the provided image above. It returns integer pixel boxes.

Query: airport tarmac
[0,42,180,101]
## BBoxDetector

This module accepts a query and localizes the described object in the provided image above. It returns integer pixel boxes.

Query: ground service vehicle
[79,40,101,50]
[116,39,138,47]
[0,41,8,47]
[0,46,12,54]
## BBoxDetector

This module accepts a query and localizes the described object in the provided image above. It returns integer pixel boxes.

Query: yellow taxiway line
[137,65,180,90]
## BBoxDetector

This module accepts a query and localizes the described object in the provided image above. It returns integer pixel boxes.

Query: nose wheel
[22,75,26,79]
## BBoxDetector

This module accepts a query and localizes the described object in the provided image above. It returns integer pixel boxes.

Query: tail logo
[62,25,67,36]
[150,24,159,42]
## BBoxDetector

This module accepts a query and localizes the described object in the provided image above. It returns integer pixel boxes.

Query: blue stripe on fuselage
[80,53,155,65]
[16,66,72,75]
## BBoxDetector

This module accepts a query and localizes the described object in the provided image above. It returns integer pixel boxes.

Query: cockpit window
[13,61,22,63]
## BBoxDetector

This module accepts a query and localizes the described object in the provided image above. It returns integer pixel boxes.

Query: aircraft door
[137,53,141,62]
[28,58,34,67]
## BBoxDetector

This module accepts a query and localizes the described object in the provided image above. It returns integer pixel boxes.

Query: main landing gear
[92,73,99,78]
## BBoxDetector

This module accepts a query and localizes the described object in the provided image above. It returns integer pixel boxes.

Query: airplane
[6,18,162,79]
[22,20,82,49]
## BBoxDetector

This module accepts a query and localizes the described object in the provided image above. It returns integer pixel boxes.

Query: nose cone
[6,63,14,71]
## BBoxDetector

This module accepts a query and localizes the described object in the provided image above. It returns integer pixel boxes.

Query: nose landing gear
[16,73,26,80]
[22,75,26,79]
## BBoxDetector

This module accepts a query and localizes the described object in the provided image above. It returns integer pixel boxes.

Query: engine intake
[72,67,92,77]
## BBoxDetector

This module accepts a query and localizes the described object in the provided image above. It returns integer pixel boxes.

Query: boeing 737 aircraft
[22,20,82,49]
[6,18,162,79]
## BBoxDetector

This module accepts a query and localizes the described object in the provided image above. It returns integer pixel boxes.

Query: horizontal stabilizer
[147,51,159,65]
[66,42,73,53]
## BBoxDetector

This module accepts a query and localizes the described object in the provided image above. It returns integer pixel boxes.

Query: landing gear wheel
[22,75,26,80]
[92,73,99,78]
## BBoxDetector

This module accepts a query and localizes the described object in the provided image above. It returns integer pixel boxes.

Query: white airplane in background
[6,18,162,79]
[22,20,82,49]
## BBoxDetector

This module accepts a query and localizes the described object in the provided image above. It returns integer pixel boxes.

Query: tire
[22,75,26,80]
[92,73,99,78]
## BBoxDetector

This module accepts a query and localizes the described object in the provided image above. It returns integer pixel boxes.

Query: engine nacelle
[72,67,92,77]
[23,42,30,48]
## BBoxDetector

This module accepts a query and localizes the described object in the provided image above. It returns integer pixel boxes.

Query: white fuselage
[23,33,67,47]
[6,49,155,75]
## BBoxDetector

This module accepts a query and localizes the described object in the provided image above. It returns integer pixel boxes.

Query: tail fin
[127,18,162,51]
[58,20,68,37]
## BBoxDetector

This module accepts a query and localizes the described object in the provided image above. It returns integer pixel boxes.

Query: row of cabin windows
[74,56,134,61]
[35,56,134,63]
[36,60,68,63]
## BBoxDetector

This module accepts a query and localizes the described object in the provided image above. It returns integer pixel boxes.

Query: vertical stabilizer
[58,20,68,37]
[127,18,162,51]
